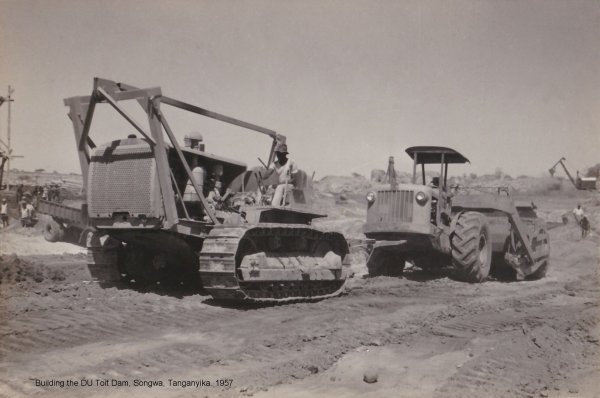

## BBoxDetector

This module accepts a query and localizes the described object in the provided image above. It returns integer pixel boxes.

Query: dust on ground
[0,188,598,398]
[0,216,85,256]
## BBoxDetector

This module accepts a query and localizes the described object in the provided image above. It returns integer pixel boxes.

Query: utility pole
[6,86,14,185]
[0,86,22,190]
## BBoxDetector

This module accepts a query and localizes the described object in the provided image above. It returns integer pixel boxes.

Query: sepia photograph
[0,1,599,397]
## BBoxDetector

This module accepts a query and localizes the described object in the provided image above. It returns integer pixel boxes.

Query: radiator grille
[374,190,414,223]
[88,144,156,216]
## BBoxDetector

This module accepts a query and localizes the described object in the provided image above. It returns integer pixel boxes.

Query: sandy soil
[0,192,598,398]
[0,228,85,257]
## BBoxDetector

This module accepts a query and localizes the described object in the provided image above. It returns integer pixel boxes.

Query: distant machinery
[549,157,597,190]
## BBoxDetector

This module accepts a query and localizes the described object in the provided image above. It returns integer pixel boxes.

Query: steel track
[199,225,348,303]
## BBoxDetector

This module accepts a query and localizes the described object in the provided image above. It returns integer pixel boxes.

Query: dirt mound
[0,254,66,287]
[446,175,573,195]
[314,175,379,208]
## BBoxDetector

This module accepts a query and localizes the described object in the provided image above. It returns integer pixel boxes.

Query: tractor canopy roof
[405,146,469,164]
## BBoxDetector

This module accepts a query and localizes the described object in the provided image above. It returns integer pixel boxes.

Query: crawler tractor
[364,147,550,282]
[54,78,349,302]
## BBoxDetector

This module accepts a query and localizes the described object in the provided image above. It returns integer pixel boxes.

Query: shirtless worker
[1,198,9,227]
[271,143,298,207]
[573,204,584,224]
[20,200,35,227]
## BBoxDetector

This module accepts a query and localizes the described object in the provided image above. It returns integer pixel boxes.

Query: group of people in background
[16,183,61,206]
[1,182,63,229]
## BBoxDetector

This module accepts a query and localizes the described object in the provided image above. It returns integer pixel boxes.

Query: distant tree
[494,167,503,179]
[34,168,45,173]
[469,173,477,180]
[586,163,600,178]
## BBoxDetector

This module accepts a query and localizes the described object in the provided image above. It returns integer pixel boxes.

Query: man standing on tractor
[271,143,298,207]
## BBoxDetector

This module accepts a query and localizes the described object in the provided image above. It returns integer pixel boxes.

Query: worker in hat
[271,143,298,207]
[1,198,8,227]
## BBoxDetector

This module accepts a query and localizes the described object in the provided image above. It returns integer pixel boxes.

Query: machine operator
[271,143,298,207]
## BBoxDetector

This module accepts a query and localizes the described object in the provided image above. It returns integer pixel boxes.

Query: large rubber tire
[367,248,405,277]
[451,212,492,283]
[44,218,65,242]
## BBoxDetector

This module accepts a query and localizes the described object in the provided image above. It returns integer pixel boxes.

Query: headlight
[366,191,376,203]
[415,191,429,206]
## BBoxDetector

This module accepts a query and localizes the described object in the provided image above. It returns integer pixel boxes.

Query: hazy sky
[1,0,598,178]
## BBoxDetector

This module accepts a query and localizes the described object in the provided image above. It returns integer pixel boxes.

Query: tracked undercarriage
[199,226,348,302]
[86,224,349,303]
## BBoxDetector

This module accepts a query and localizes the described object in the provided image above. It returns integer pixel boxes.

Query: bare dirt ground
[0,191,598,398]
